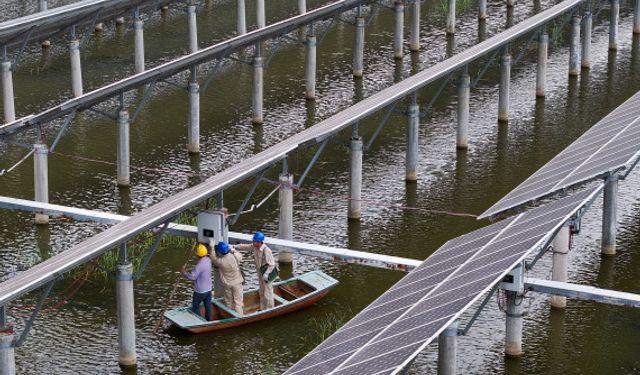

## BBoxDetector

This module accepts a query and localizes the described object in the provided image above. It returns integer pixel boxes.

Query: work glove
[262,274,269,283]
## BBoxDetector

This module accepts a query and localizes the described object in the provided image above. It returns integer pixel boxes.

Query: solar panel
[479,90,640,219]
[285,185,602,375]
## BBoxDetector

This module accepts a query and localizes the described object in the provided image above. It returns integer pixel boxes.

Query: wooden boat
[164,270,338,333]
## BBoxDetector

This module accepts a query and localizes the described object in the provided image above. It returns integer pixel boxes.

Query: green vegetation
[295,308,353,354]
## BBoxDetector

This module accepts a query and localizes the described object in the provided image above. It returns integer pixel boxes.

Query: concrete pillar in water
[536,32,548,97]
[601,175,618,256]
[34,143,49,225]
[550,224,570,308]
[609,0,619,50]
[1,60,15,123]
[634,0,640,34]
[410,0,421,52]
[188,80,200,154]
[353,16,365,77]
[252,47,264,125]
[134,17,145,73]
[298,0,307,14]
[116,259,136,367]
[257,0,266,28]
[507,0,515,8]
[437,321,458,375]
[457,71,470,150]
[447,0,456,34]
[237,0,247,35]
[498,50,511,122]
[305,28,317,100]
[116,17,125,26]
[187,4,198,54]
[505,290,524,356]
[38,0,48,11]
[394,1,405,59]
[479,0,487,19]
[406,99,419,181]
[117,110,130,187]
[0,329,15,375]
[348,136,363,220]
[69,39,83,97]
[582,13,592,69]
[278,173,294,263]
[569,15,581,76]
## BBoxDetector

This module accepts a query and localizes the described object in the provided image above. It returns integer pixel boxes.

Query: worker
[234,231,276,310]
[209,240,245,315]
[180,243,213,321]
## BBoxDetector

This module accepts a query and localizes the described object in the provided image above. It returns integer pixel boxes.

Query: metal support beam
[252,45,264,124]
[550,223,570,308]
[305,26,317,100]
[188,78,200,154]
[498,48,511,122]
[457,69,470,150]
[117,110,130,187]
[353,14,365,77]
[134,13,145,73]
[438,321,458,375]
[237,0,247,35]
[582,12,592,69]
[1,60,15,124]
[278,172,294,263]
[536,31,548,97]
[569,14,581,76]
[525,278,640,308]
[601,175,618,255]
[348,134,363,220]
[34,143,49,225]
[257,0,266,29]
[447,0,456,34]
[187,4,198,54]
[410,0,420,52]
[609,0,619,50]
[394,1,405,59]
[69,39,83,97]
[406,95,419,181]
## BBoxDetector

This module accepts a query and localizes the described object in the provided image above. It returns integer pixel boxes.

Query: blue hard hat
[252,231,265,242]
[216,241,230,254]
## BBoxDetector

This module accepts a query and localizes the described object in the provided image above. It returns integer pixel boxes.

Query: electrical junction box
[498,263,525,292]
[197,211,227,246]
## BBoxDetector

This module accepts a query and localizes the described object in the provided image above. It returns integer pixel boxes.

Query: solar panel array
[285,185,601,375]
[480,90,640,219]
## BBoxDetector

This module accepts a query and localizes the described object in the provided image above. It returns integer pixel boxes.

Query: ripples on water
[0,0,639,373]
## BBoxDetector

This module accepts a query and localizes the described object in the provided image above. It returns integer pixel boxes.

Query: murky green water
[1,0,639,373]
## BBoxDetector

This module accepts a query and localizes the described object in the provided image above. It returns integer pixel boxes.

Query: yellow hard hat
[195,243,208,257]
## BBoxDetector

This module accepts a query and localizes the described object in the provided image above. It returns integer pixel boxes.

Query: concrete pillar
[188,81,200,154]
[305,28,317,100]
[34,143,49,225]
[353,16,365,77]
[117,110,130,187]
[278,173,294,263]
[134,18,145,73]
[257,0,266,28]
[187,4,198,54]
[437,321,458,375]
[252,48,264,125]
[457,71,470,150]
[634,0,640,34]
[38,0,48,12]
[237,0,247,35]
[298,0,307,14]
[550,224,570,308]
[0,330,15,375]
[69,39,83,97]
[116,17,125,26]
[507,0,515,7]
[601,175,618,256]
[536,32,548,97]
[582,13,592,69]
[394,1,405,59]
[406,101,419,181]
[116,262,136,367]
[569,15,581,76]
[447,0,456,34]
[1,60,15,123]
[348,136,363,220]
[505,290,524,356]
[498,50,511,122]
[479,0,487,19]
[410,0,421,52]
[610,0,619,50]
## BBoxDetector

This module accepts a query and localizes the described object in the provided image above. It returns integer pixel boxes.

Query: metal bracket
[11,26,35,68]
[471,48,501,89]
[14,279,56,347]
[365,101,398,151]
[199,59,223,94]
[133,221,171,280]
[458,284,498,336]
[86,107,118,121]
[295,138,329,188]
[158,78,187,90]
[228,169,268,226]
[79,8,105,49]
[129,79,158,124]
[512,28,542,66]
[49,109,78,152]
[420,72,453,117]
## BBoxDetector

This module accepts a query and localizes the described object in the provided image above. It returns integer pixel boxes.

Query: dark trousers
[191,291,212,321]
